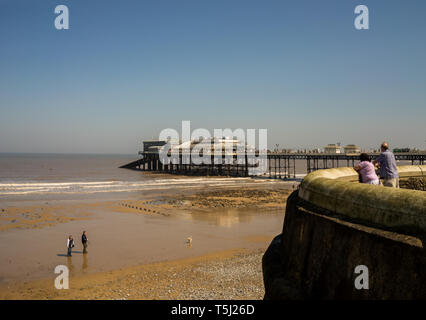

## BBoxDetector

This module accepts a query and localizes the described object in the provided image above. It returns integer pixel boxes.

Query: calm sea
[0,153,268,198]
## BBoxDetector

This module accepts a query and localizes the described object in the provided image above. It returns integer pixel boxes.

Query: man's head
[83,231,86,235]
[381,142,389,152]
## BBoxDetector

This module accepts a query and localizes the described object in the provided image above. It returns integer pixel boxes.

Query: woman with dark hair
[354,153,379,185]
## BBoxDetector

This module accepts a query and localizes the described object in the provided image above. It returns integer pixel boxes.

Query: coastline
[0,181,292,298]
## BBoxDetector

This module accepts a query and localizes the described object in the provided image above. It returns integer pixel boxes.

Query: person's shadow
[57,250,83,257]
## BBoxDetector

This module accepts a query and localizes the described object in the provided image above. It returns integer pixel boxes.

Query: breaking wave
[0,177,266,195]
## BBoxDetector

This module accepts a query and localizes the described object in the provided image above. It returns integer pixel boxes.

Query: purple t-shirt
[358,161,379,183]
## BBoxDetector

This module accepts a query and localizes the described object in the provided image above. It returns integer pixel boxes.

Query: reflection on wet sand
[82,254,88,273]
[186,208,270,227]
[66,256,74,277]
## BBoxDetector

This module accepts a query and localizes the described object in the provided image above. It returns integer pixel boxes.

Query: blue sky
[0,0,425,154]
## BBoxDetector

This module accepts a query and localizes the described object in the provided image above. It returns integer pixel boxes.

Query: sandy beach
[0,248,267,300]
[0,180,293,299]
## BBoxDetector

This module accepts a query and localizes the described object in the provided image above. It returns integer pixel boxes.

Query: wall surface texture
[263,166,426,299]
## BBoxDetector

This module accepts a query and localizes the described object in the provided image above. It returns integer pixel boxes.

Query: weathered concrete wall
[401,177,426,191]
[263,192,426,299]
[263,166,426,300]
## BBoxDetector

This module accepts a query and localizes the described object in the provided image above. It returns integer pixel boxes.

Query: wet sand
[0,202,93,231]
[0,248,267,300]
[0,181,292,299]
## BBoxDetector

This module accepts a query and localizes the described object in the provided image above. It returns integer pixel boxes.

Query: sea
[0,153,295,200]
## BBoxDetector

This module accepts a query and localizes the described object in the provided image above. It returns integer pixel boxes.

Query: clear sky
[0,0,425,154]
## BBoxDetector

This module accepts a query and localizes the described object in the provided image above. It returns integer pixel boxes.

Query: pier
[120,151,426,179]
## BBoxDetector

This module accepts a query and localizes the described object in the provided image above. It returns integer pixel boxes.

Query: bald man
[373,142,399,188]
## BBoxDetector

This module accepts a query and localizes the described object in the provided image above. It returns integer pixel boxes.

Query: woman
[67,235,74,257]
[354,153,380,185]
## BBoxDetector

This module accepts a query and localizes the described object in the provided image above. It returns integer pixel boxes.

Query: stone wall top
[298,165,426,235]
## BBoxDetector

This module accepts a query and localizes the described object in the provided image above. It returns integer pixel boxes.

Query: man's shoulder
[385,150,396,159]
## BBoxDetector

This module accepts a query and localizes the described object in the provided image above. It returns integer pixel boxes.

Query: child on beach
[82,231,88,254]
[67,235,74,257]
[354,153,380,185]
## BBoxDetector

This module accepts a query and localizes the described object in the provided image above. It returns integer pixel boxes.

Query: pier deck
[120,152,426,179]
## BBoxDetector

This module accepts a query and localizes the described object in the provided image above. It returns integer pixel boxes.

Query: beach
[0,185,291,299]
[0,248,266,300]
[0,155,294,299]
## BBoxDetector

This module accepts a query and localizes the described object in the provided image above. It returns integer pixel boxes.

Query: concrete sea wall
[263,165,426,299]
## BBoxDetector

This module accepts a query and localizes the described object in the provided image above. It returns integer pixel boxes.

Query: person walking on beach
[67,235,74,257]
[354,153,379,185]
[373,142,399,188]
[82,231,88,254]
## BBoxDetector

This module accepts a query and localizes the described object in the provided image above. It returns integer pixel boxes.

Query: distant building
[171,137,255,155]
[344,144,361,154]
[324,144,341,154]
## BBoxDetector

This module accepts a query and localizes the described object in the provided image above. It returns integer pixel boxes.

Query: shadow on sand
[57,250,83,257]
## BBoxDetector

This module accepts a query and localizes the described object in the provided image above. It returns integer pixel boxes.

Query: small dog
[186,236,193,246]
